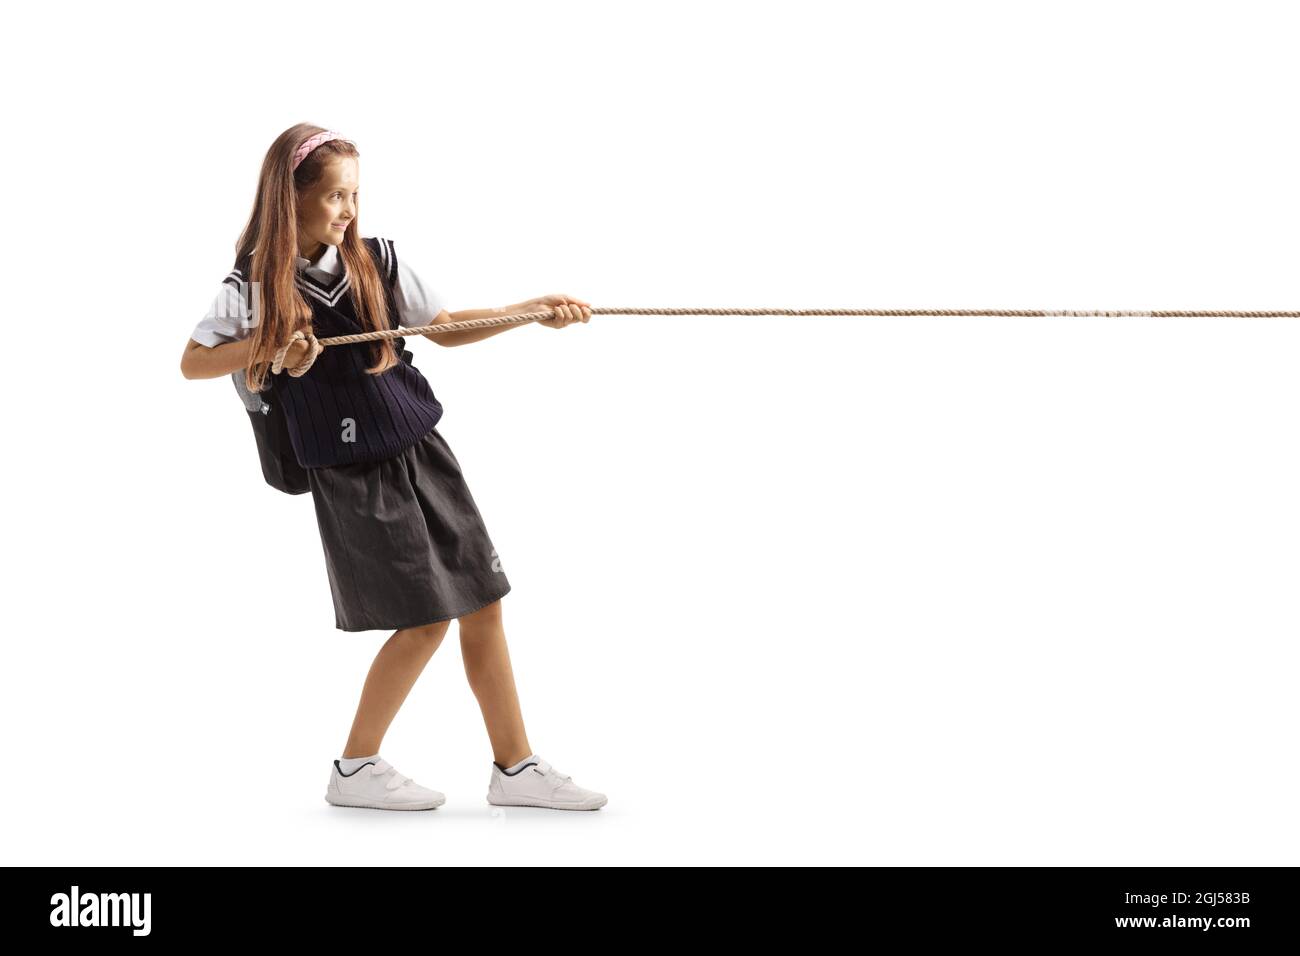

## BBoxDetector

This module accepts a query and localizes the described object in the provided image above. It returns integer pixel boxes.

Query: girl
[180,124,606,812]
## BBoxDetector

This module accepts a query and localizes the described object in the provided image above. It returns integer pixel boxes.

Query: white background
[3,0,1298,865]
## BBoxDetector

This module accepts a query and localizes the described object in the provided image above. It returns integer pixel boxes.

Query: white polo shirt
[190,240,448,347]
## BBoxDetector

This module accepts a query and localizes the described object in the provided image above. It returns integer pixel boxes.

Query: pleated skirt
[306,425,511,632]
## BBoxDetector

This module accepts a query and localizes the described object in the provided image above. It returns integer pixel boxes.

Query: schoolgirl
[180,124,606,811]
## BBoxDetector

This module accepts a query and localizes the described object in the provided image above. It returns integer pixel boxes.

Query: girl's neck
[299,240,326,263]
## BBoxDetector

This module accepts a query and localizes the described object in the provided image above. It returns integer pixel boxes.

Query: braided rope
[269,306,1300,376]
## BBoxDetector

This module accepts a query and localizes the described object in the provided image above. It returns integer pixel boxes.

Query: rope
[270,306,1300,376]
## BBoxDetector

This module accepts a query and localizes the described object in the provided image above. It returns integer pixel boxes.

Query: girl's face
[297,157,359,258]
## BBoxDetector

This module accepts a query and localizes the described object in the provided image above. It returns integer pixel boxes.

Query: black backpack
[233,369,309,495]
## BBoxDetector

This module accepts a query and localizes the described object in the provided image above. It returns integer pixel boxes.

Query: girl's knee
[458,598,502,629]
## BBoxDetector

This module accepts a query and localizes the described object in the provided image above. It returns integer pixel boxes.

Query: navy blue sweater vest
[227,237,444,468]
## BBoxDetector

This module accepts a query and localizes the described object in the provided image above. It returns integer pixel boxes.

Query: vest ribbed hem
[302,406,444,469]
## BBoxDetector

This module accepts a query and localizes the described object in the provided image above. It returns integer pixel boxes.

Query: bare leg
[459,599,531,767]
[341,621,451,758]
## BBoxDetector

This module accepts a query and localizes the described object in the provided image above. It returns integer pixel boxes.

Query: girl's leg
[458,599,531,767]
[341,621,451,758]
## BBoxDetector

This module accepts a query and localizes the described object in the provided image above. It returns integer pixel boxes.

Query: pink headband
[292,130,352,171]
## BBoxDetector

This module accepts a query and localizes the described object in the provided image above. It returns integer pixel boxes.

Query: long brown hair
[237,123,399,392]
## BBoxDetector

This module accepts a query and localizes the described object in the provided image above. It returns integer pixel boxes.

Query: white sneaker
[324,757,446,811]
[486,754,607,810]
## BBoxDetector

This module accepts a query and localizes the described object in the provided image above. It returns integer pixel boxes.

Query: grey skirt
[307,425,512,632]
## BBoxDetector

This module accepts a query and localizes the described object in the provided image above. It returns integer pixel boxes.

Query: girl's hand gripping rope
[272,329,325,377]
[524,294,593,329]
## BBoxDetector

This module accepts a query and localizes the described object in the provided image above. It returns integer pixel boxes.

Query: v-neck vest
[226,237,444,468]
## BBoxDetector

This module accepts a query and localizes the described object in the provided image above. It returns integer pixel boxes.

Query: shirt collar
[294,242,343,276]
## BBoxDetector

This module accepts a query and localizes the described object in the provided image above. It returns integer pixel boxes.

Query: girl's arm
[420,303,533,347]
[181,336,312,379]
[419,296,592,348]
[181,337,253,379]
